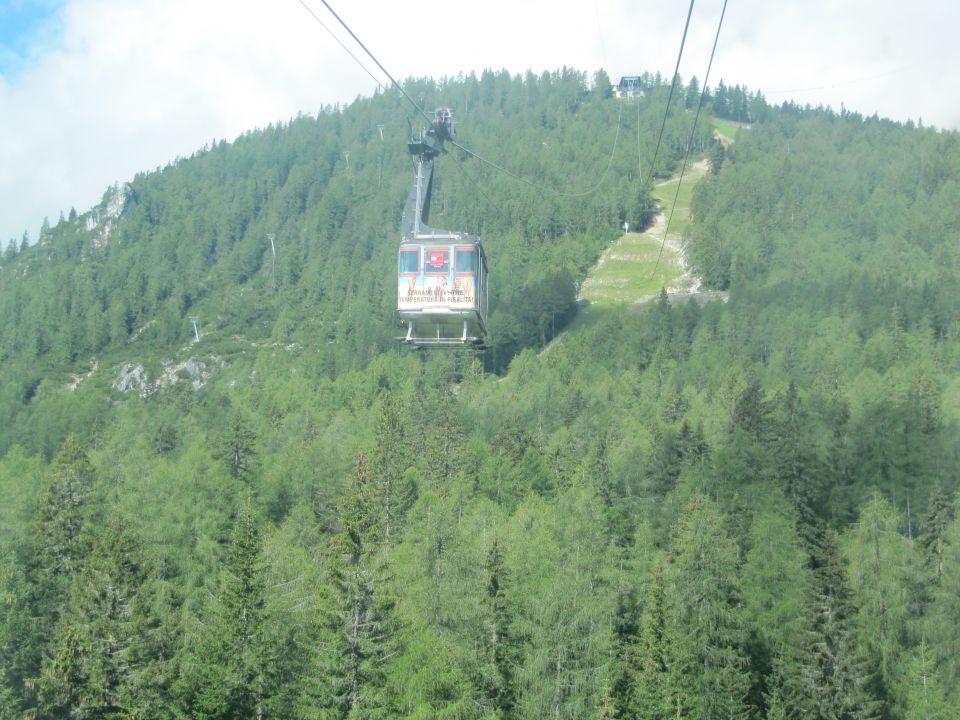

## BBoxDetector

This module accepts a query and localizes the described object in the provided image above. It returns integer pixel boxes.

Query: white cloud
[1,0,957,246]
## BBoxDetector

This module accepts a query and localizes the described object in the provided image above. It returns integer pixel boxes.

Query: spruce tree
[23,435,97,717]
[34,434,95,580]
[0,558,33,717]
[370,391,416,544]
[799,530,881,720]
[33,624,89,719]
[215,410,258,481]
[925,503,960,703]
[33,513,176,718]
[610,577,639,718]
[772,383,822,528]
[919,485,953,585]
[902,641,951,720]
[316,453,396,719]
[628,564,671,719]
[663,495,753,719]
[185,497,268,719]
[732,378,771,443]
[483,537,517,718]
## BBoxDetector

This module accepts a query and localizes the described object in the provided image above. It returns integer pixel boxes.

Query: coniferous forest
[1,69,959,719]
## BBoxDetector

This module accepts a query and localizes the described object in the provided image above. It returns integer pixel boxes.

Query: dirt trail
[654,158,708,296]
[540,155,726,356]
[578,157,714,306]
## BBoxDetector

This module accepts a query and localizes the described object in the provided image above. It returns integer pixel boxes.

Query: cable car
[397,109,488,347]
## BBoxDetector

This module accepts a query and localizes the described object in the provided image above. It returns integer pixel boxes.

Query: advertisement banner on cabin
[398,274,476,311]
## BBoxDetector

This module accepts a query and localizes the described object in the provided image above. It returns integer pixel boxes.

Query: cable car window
[399,249,419,274]
[426,249,449,273]
[455,248,476,274]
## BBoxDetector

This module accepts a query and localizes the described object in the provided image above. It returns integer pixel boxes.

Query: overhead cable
[295,0,382,90]
[652,0,729,276]
[302,0,623,199]
[645,0,696,185]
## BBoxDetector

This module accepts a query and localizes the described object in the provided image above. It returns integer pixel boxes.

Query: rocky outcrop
[112,356,223,398]
[85,182,135,249]
[112,363,149,396]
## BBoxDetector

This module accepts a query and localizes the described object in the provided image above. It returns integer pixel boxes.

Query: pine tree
[628,564,670,719]
[370,391,416,544]
[215,410,258,481]
[844,494,921,707]
[315,453,396,719]
[483,537,517,718]
[740,509,810,714]
[732,378,771,443]
[919,485,953,584]
[655,287,673,344]
[422,396,468,492]
[0,681,16,720]
[34,434,95,580]
[925,503,960,703]
[20,435,97,717]
[772,383,826,549]
[31,513,177,718]
[0,557,38,717]
[33,624,89,718]
[610,576,639,718]
[186,497,269,719]
[663,495,753,719]
[596,678,617,719]
[798,530,881,720]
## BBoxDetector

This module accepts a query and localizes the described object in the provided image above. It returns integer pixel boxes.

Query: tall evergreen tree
[21,435,97,717]
[732,378,771,443]
[902,641,951,720]
[798,530,881,720]
[33,434,95,580]
[925,501,960,704]
[33,513,177,718]
[919,485,953,585]
[183,497,269,719]
[313,453,396,719]
[370,391,416,544]
[664,495,754,719]
[628,563,671,719]
[482,537,517,718]
[215,410,258,482]
[844,494,922,712]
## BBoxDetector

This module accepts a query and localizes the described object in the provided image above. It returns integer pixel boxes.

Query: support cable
[314,0,436,127]
[652,0,729,276]
[301,0,623,199]
[645,0,696,185]
[295,0,382,89]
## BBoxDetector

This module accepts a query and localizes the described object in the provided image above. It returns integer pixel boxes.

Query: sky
[1,0,958,247]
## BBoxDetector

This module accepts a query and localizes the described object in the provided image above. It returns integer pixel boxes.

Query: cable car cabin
[397,236,488,347]
[396,107,489,348]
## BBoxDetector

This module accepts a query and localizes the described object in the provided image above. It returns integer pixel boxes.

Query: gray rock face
[112,356,223,398]
[112,363,149,396]
[157,357,221,391]
[85,182,134,249]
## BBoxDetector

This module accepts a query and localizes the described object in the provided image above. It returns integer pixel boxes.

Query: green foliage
[214,410,258,482]
[0,70,959,720]
[181,497,284,719]
[312,454,398,719]
[663,495,753,719]
[33,434,95,579]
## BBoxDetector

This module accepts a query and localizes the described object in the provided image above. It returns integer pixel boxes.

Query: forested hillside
[1,69,959,719]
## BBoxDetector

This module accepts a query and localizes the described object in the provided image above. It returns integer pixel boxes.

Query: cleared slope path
[578,158,727,308]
